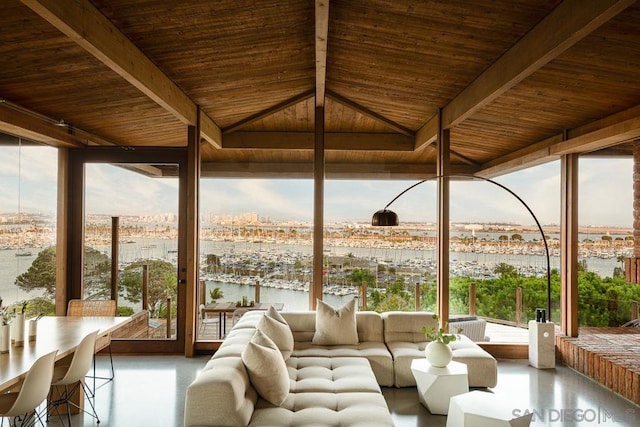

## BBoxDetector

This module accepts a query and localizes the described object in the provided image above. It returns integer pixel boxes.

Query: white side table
[447,390,533,427]
[410,359,468,415]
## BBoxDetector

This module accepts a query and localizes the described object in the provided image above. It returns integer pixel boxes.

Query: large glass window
[578,158,635,327]
[325,180,434,314]
[84,163,179,339]
[326,164,562,344]
[0,134,57,317]
[197,179,313,341]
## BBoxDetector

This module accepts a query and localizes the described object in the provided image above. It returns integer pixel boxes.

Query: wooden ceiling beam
[118,164,165,177]
[410,0,635,150]
[553,114,640,155]
[441,0,634,130]
[21,0,222,149]
[202,161,476,180]
[477,104,640,177]
[223,90,315,134]
[476,134,563,178]
[582,146,634,157]
[315,0,329,107]
[222,131,414,151]
[326,90,414,136]
[0,102,88,148]
[200,111,222,149]
[415,113,439,151]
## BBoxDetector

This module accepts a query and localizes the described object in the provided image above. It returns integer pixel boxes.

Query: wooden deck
[556,327,640,406]
[484,321,530,343]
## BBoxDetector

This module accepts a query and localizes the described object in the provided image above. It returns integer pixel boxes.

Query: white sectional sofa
[184,308,498,427]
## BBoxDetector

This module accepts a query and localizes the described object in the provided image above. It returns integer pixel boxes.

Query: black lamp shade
[371,209,399,226]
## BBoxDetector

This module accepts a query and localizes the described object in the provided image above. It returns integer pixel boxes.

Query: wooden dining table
[0,316,130,393]
[203,302,284,338]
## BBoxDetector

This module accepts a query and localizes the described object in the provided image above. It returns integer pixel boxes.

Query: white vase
[13,313,24,347]
[424,340,453,367]
[0,324,9,353]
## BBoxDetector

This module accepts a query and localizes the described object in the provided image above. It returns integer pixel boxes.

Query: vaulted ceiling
[1,0,639,179]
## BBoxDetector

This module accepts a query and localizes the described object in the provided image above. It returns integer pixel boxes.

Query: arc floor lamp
[371,175,552,321]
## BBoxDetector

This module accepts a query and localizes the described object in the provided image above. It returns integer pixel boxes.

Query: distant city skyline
[0,146,634,227]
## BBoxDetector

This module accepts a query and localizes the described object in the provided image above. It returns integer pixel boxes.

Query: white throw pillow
[311,299,359,345]
[257,310,294,360]
[241,329,289,406]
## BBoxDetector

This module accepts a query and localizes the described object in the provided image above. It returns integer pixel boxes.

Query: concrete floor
[40,356,640,427]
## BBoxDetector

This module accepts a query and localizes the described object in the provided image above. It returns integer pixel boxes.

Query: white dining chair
[199,304,219,338]
[0,350,57,427]
[47,330,100,426]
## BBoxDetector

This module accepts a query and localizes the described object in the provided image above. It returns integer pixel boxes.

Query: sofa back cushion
[282,311,384,343]
[382,311,438,343]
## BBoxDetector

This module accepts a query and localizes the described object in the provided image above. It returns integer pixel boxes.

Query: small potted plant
[421,314,460,367]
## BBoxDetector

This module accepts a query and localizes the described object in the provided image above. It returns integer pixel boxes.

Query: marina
[0,229,629,307]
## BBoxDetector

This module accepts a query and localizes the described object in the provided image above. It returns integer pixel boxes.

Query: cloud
[0,146,57,214]
[579,158,632,227]
[85,164,179,216]
[200,179,313,221]
[0,146,634,228]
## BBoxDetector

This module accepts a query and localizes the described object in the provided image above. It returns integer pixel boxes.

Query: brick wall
[556,327,640,405]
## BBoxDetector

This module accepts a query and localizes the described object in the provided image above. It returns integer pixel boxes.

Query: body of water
[0,236,622,306]
[203,281,353,311]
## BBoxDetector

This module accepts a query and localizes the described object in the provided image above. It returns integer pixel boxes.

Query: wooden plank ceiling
[1,0,639,179]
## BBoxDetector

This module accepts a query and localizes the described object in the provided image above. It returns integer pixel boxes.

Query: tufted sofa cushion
[249,392,393,427]
[282,311,394,386]
[287,356,381,393]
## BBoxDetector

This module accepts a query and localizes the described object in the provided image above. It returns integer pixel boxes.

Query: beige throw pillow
[311,299,359,345]
[265,304,287,324]
[257,309,294,360]
[241,329,289,406]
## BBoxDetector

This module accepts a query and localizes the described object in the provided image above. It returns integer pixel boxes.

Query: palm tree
[209,287,224,304]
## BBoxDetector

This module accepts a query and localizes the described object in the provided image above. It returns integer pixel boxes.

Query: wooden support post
[561,154,579,337]
[361,282,367,311]
[469,283,476,317]
[55,148,69,316]
[255,279,261,303]
[632,301,638,320]
[142,264,149,311]
[166,297,172,339]
[310,106,325,309]
[626,257,640,284]
[184,120,201,356]
[414,282,420,311]
[436,113,450,325]
[110,217,119,304]
[199,280,206,306]
[516,287,523,326]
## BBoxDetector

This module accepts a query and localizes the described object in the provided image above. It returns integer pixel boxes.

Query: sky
[0,146,634,228]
